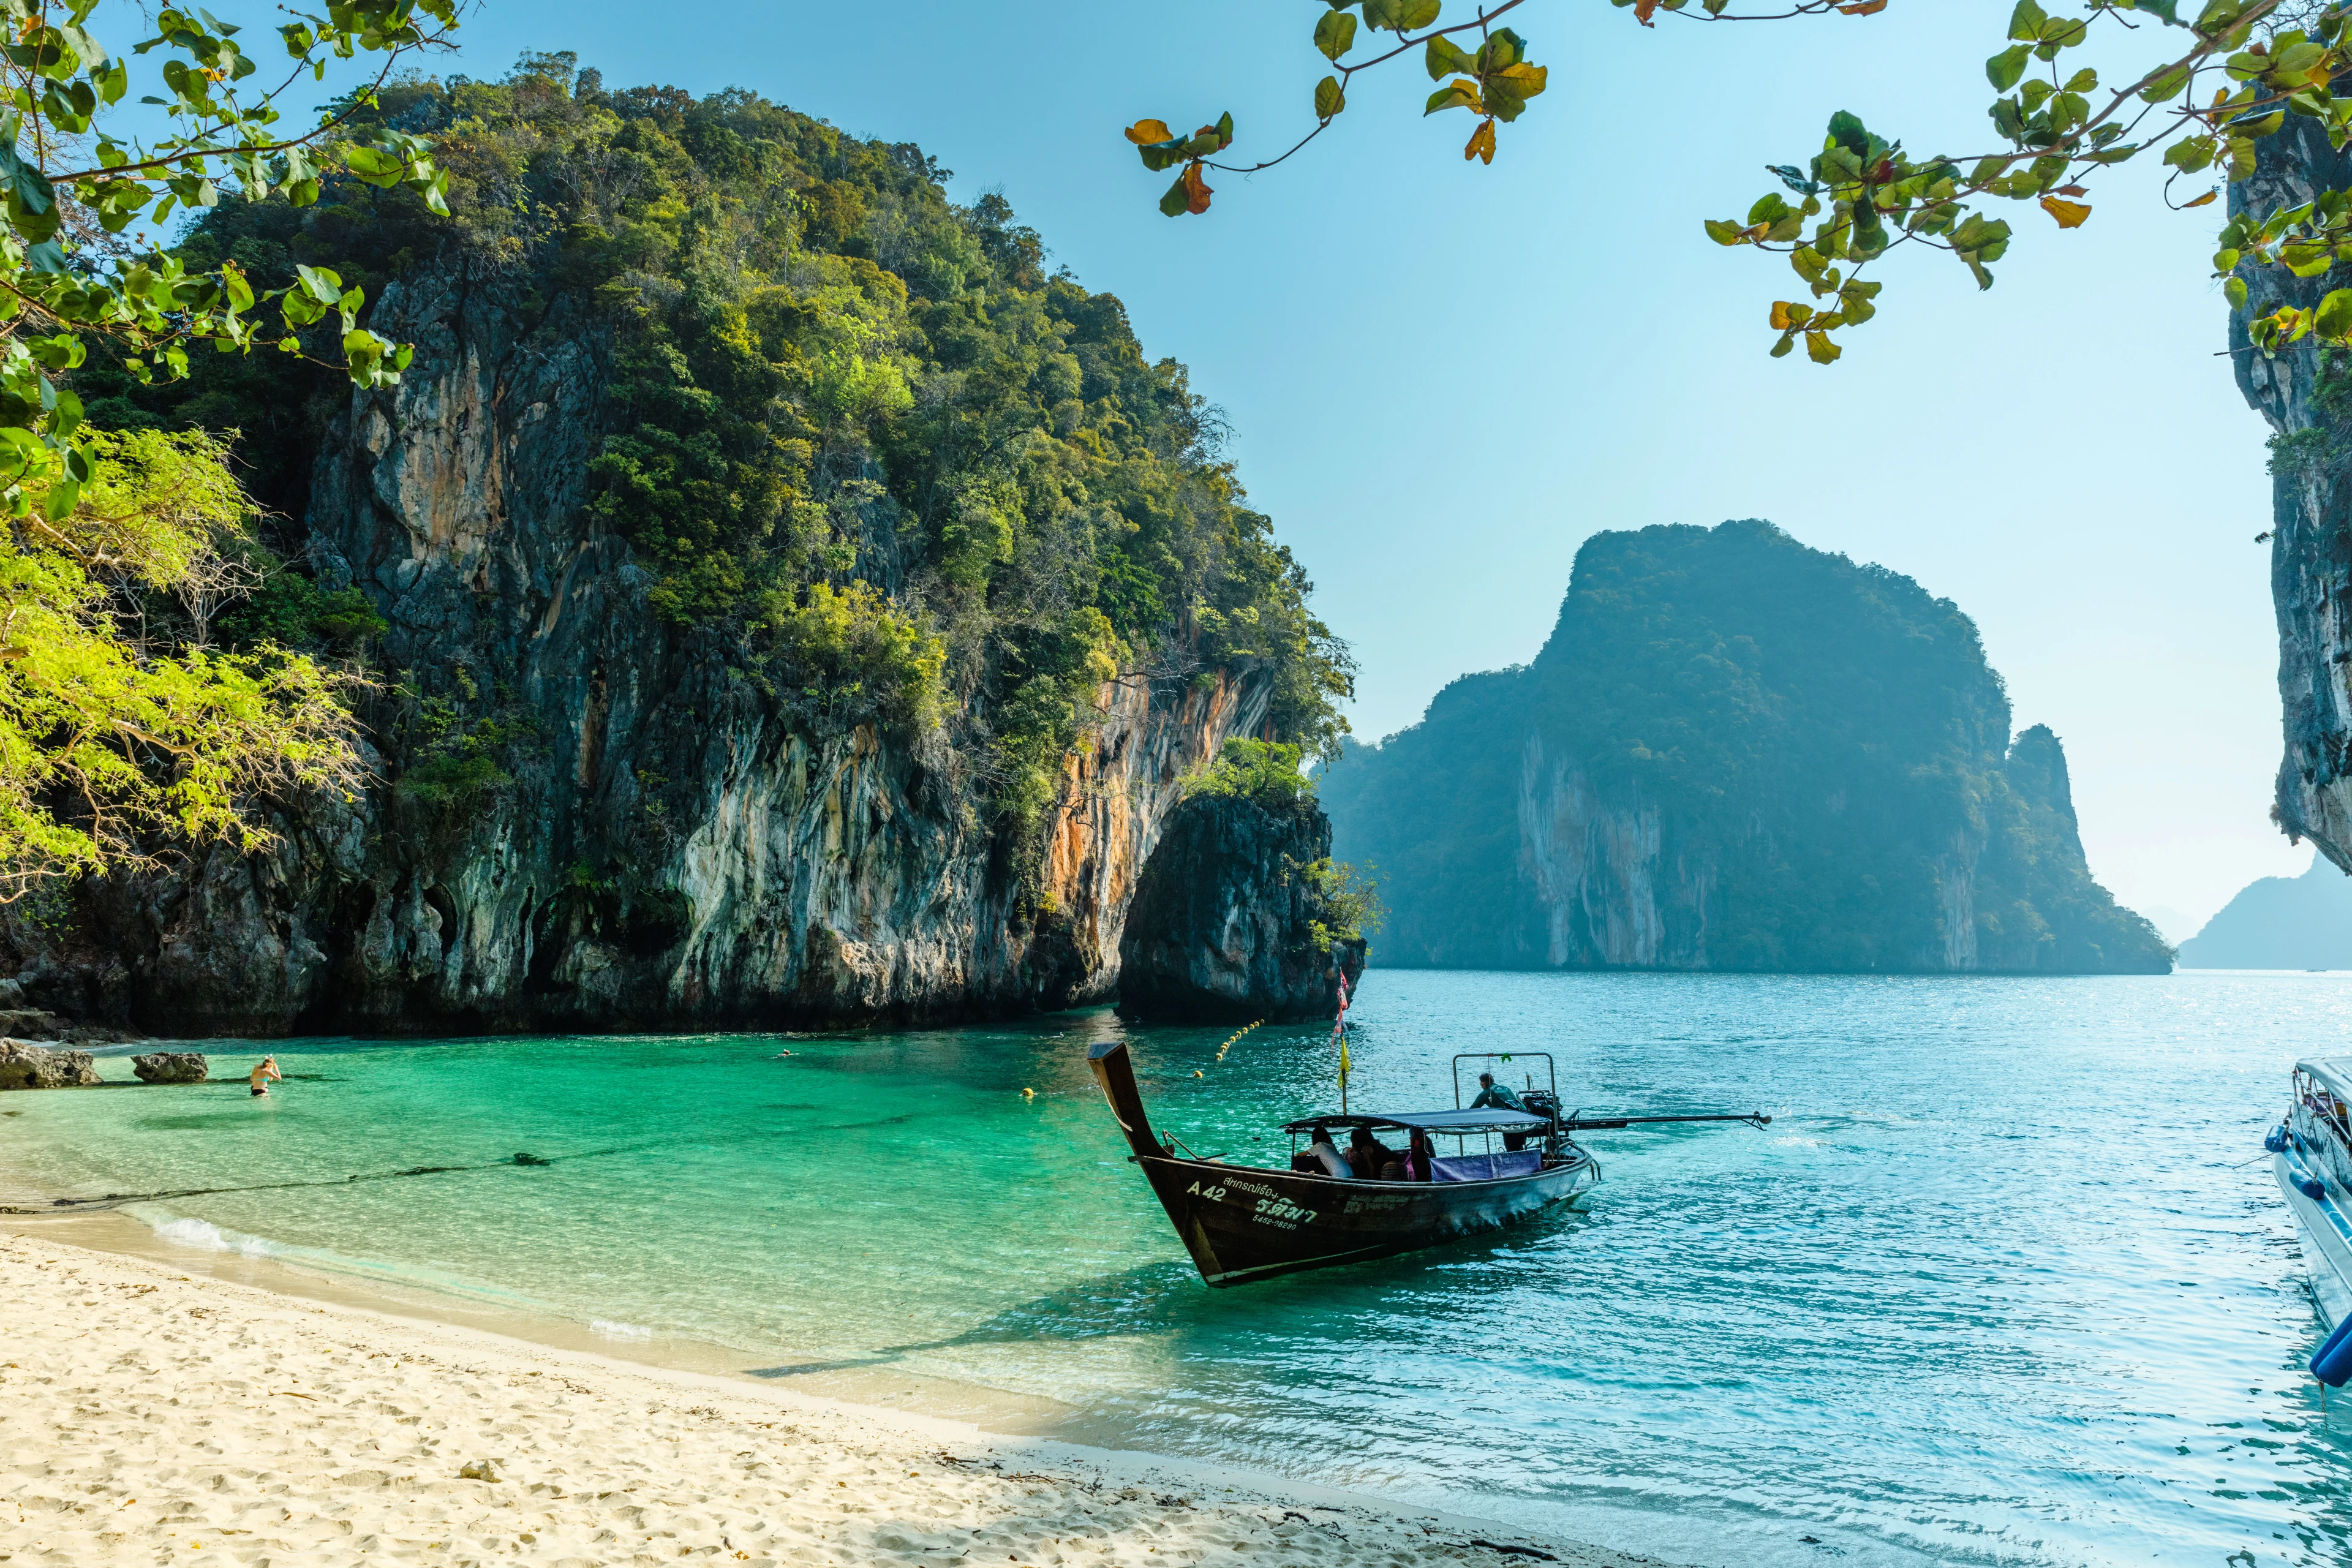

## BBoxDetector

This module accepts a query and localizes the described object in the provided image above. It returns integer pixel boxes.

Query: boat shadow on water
[739,1205,1599,1382]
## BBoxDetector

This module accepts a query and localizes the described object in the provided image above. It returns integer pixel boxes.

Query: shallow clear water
[6,970,2352,1566]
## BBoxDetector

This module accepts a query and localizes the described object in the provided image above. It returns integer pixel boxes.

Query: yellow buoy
[1020,1087,1036,1099]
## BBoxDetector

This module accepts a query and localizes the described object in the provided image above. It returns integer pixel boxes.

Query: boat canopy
[2299,1059,2352,1102]
[1281,1108,1551,1135]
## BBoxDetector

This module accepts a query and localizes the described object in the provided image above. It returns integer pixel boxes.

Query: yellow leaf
[1465,119,1496,165]
[1491,62,1548,98]
[1769,300,1814,331]
[2040,195,2092,228]
[2184,189,2219,208]
[1124,119,1172,146]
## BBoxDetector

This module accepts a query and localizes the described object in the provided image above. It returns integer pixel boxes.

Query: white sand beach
[0,1226,1689,1568]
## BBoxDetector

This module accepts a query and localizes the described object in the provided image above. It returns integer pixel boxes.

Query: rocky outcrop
[132,1052,209,1084]
[0,1041,99,1090]
[1324,522,2171,973]
[2233,119,2352,872]
[2,265,1272,1036]
[1118,796,1366,1023]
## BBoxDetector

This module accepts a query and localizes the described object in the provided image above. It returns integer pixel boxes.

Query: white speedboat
[2272,1059,2352,1326]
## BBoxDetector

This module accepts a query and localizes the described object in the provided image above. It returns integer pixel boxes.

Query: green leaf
[1986,45,2030,90]
[2225,274,2249,310]
[1314,8,1357,61]
[2008,0,2049,41]
[1314,75,1346,118]
[295,264,344,304]
[1158,172,1191,217]
[1426,34,1476,79]
[1703,217,1745,245]
[1474,27,1526,72]
[2315,288,2352,339]
[1825,110,1873,157]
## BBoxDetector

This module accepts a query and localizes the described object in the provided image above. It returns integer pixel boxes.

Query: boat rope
[4,1140,663,1215]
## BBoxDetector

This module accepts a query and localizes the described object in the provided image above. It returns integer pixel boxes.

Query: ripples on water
[5,971,2352,1565]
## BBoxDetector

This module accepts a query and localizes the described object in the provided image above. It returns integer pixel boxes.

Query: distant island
[1322,521,2171,974]
[2178,855,2352,969]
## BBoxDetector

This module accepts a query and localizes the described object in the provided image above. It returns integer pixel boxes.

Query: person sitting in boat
[1472,1073,1531,1151]
[1300,1129,1354,1178]
[1406,1128,1436,1182]
[1347,1125,1402,1180]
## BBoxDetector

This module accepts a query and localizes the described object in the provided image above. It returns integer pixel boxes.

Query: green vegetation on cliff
[88,53,1350,834]
[1320,520,2169,974]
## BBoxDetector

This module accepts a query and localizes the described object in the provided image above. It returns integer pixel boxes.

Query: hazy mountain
[1321,520,2170,974]
[2177,856,2352,970]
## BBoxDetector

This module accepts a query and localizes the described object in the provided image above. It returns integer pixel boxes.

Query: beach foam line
[589,1316,656,1342]
[150,1215,277,1258]
[0,1223,1701,1568]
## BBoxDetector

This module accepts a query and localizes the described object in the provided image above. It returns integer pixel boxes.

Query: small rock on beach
[130,1050,208,1084]
[0,1039,100,1090]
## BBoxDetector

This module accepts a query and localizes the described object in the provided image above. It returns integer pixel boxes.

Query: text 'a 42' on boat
[1087,990,1770,1288]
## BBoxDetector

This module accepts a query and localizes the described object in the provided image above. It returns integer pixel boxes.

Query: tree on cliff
[99,58,1355,864]
[1125,0,2352,364]
[0,0,456,897]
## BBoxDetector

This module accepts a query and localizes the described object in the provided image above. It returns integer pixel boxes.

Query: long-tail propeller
[1562,1111,1772,1131]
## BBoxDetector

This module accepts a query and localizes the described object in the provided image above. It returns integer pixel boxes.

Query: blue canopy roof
[1282,1107,1550,1135]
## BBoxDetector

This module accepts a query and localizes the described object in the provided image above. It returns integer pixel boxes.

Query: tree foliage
[1127,0,2352,365]
[0,428,362,897]
[0,0,455,896]
[115,57,1352,847]
[1186,736,1317,815]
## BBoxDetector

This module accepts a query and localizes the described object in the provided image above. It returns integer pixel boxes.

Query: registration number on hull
[1188,1179,1317,1231]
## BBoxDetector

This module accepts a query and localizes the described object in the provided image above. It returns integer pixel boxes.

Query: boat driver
[1472,1072,1531,1152]
[1471,1072,1526,1111]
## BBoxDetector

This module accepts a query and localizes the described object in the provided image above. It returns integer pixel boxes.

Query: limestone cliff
[5,69,1361,1035]
[2230,118,2352,872]
[1117,794,1367,1024]
[1322,522,2169,974]
[6,274,1272,1034]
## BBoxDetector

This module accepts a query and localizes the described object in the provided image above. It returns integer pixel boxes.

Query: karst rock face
[1117,794,1366,1025]
[1320,522,2171,974]
[10,266,1270,1036]
[2234,119,2352,872]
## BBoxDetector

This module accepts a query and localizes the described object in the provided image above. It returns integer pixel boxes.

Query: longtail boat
[1088,1039,1768,1287]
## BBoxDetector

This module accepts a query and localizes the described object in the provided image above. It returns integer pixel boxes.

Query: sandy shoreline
[0,1223,1696,1568]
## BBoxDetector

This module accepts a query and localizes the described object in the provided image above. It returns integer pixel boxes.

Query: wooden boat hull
[1087,1038,1597,1287]
[1134,1148,1597,1286]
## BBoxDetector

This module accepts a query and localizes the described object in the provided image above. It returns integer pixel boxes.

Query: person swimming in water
[248,1056,281,1098]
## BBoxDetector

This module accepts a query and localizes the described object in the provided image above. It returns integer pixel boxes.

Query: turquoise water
[5,971,2352,1566]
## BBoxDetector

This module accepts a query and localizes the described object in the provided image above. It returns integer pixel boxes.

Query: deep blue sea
[4,970,2350,1567]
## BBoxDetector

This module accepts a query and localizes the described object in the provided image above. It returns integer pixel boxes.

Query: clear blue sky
[309,1,2295,933]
